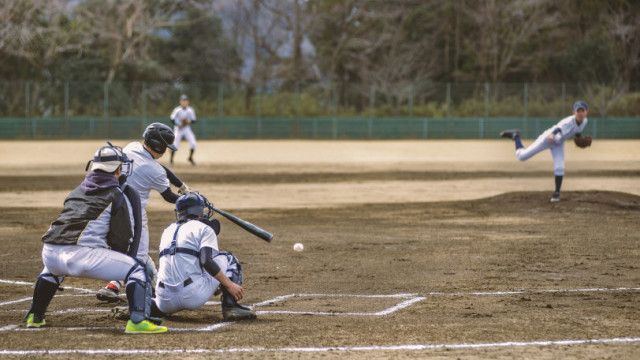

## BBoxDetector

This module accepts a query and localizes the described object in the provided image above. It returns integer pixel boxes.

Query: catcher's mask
[85,142,133,177]
[175,192,213,222]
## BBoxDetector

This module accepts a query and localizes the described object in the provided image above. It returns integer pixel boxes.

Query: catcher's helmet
[175,192,212,222]
[143,122,177,154]
[86,142,132,176]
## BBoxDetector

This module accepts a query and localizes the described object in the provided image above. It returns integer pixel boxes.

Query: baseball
[293,243,304,252]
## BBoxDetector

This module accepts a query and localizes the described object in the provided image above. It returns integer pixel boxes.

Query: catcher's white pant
[173,126,197,150]
[39,244,146,285]
[155,254,233,314]
[515,133,565,176]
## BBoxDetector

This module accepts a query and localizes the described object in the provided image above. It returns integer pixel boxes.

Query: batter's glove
[574,136,592,148]
[178,183,193,195]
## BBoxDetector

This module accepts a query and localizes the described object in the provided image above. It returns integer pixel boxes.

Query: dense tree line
[0,0,638,116]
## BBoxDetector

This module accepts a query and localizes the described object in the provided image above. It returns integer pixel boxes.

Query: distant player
[96,123,192,302]
[25,143,167,334]
[500,100,592,202]
[170,94,197,166]
[153,192,256,321]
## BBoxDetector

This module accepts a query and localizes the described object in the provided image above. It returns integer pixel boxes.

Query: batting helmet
[143,122,177,154]
[175,192,213,222]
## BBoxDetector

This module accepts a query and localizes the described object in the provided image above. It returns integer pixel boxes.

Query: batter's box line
[254,293,425,317]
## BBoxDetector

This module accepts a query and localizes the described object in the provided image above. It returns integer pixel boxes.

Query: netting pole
[482,82,489,138]
[256,85,262,138]
[64,81,70,136]
[368,85,374,139]
[332,82,337,140]
[141,81,147,133]
[561,82,566,113]
[104,82,110,138]
[217,83,224,117]
[523,82,528,119]
[24,81,30,137]
[409,84,414,117]
[446,83,451,118]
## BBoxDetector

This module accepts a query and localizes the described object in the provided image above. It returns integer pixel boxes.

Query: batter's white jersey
[157,220,219,285]
[123,142,170,209]
[123,141,170,260]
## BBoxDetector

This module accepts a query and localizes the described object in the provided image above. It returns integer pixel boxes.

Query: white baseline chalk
[0,337,638,356]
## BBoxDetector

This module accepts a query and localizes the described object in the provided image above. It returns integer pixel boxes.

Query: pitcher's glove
[574,135,592,148]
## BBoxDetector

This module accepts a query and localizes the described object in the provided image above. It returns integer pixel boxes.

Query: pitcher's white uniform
[123,141,170,265]
[155,220,239,314]
[170,106,197,150]
[515,115,588,176]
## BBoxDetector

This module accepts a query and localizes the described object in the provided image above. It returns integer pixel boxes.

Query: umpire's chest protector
[42,186,135,253]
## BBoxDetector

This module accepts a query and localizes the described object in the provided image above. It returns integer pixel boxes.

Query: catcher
[152,192,256,321]
[500,100,591,202]
[169,94,197,166]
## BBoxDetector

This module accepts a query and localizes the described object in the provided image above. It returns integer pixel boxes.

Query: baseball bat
[211,206,273,242]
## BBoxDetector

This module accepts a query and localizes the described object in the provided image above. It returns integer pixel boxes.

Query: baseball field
[0,140,638,359]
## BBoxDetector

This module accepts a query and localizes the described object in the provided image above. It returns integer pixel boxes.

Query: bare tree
[464,0,558,82]
[0,0,90,78]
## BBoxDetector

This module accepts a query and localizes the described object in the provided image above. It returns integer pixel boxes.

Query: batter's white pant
[515,133,565,176]
[155,254,233,314]
[173,126,197,150]
[39,244,146,285]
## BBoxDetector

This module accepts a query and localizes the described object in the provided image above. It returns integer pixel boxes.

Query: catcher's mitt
[574,135,592,148]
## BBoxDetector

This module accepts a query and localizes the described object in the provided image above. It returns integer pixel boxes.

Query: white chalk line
[3,277,639,301]
[0,279,95,294]
[426,287,640,297]
[0,297,32,307]
[255,295,426,317]
[0,337,638,355]
[374,296,426,316]
[0,294,94,308]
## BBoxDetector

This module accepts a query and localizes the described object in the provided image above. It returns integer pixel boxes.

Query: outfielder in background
[500,100,592,202]
[170,94,197,166]
[152,192,256,321]
[97,123,192,302]
[25,143,167,334]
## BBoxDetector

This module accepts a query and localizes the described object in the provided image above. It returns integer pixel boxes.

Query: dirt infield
[0,140,638,358]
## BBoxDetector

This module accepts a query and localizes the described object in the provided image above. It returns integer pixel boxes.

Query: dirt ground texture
[0,140,638,359]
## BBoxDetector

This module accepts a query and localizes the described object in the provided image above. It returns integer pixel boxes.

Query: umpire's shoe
[25,313,46,328]
[222,304,257,321]
[125,319,168,334]
[499,129,520,139]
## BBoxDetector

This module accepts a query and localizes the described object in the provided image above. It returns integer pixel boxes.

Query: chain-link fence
[1,81,638,139]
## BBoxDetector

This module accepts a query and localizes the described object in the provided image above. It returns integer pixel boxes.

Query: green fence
[1,116,638,139]
[1,80,638,139]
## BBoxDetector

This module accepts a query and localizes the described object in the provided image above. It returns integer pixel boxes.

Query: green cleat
[25,313,46,328]
[124,319,168,334]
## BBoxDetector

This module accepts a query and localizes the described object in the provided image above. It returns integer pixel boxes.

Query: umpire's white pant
[155,254,233,314]
[173,126,197,150]
[39,244,146,285]
[515,132,565,176]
